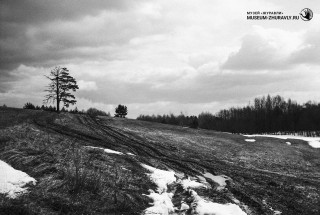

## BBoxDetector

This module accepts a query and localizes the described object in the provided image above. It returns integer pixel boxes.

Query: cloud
[0,0,140,24]
[0,0,151,72]
[1,0,320,118]
[75,97,114,113]
[289,29,320,65]
[0,65,46,92]
[78,80,98,91]
[222,26,304,70]
[0,0,251,71]
[222,34,283,70]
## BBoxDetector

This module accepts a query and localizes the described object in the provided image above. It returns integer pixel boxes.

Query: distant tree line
[209,95,320,135]
[137,95,320,136]
[137,113,199,129]
[22,102,128,119]
[23,102,110,116]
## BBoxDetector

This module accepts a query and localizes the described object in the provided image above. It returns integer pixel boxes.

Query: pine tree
[44,67,79,112]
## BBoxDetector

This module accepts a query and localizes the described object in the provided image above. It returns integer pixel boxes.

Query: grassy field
[0,107,319,214]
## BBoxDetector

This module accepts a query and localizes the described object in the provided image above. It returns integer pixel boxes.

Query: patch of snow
[197,175,207,183]
[232,197,240,204]
[229,194,251,213]
[245,139,256,142]
[180,177,207,190]
[30,128,40,132]
[0,160,36,198]
[203,173,229,190]
[180,201,190,211]
[308,140,320,148]
[142,164,247,215]
[85,146,123,155]
[286,142,291,145]
[143,190,175,215]
[174,172,185,179]
[190,190,247,215]
[262,198,282,215]
[104,148,123,155]
[244,134,320,148]
[141,164,176,193]
[141,165,176,215]
[196,175,212,189]
[126,152,135,156]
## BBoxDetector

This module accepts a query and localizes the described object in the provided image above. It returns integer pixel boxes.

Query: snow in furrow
[141,164,247,215]
[85,146,135,155]
[203,172,230,191]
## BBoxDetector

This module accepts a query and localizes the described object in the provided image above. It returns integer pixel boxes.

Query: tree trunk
[56,76,60,113]
[57,99,60,113]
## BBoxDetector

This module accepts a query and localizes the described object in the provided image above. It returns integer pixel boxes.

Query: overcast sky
[1,0,320,118]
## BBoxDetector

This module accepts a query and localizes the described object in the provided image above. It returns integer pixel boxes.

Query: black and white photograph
[0,0,319,214]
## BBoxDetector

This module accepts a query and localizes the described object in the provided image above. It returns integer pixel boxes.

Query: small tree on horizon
[115,104,128,118]
[44,67,79,112]
[23,102,35,109]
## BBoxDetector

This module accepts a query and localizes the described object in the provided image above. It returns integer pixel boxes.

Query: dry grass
[0,118,153,214]
[1,108,320,214]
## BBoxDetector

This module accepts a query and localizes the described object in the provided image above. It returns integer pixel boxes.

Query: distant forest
[137,95,320,136]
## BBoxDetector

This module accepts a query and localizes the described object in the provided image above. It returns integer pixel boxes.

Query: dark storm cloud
[0,0,160,71]
[0,0,137,24]
[0,0,145,90]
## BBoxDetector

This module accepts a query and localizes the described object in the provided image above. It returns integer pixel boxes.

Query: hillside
[0,107,319,215]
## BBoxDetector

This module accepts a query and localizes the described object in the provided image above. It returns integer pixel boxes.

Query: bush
[23,102,35,109]
[86,107,109,117]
